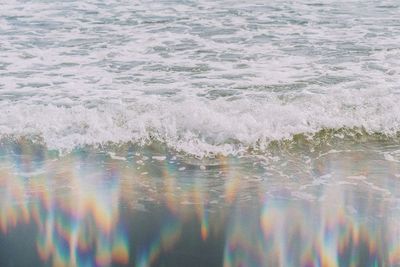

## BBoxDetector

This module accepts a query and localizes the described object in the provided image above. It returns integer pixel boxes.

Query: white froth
[1,0,399,156]
[1,88,400,156]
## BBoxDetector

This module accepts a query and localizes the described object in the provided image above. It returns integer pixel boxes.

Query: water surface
[1,140,400,266]
[1,1,400,266]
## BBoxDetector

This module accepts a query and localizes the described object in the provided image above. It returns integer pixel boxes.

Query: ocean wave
[1,0,400,158]
[1,88,400,157]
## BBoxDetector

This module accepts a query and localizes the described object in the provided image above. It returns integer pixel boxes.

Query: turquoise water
[1,1,400,266]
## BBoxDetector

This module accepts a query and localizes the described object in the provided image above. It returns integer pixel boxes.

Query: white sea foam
[1,88,400,156]
[1,0,399,156]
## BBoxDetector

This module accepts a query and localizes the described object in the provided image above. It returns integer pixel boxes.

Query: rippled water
[1,0,400,155]
[1,1,400,266]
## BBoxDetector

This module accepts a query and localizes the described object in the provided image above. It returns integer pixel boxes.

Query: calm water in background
[1,0,400,266]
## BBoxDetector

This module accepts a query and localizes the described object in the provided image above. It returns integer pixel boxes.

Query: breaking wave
[1,88,400,157]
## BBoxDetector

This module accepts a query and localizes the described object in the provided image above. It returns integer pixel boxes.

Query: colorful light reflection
[0,142,400,266]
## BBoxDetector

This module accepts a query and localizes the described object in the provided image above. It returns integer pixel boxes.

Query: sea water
[0,0,400,266]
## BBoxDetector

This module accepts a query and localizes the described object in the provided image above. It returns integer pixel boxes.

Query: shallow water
[1,0,400,266]
[1,141,400,266]
[1,0,400,155]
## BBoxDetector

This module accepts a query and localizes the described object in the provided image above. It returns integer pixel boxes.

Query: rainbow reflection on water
[1,141,400,266]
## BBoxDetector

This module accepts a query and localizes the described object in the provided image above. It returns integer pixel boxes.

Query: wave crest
[1,89,399,157]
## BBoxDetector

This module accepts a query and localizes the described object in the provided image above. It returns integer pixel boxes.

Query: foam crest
[1,88,400,157]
